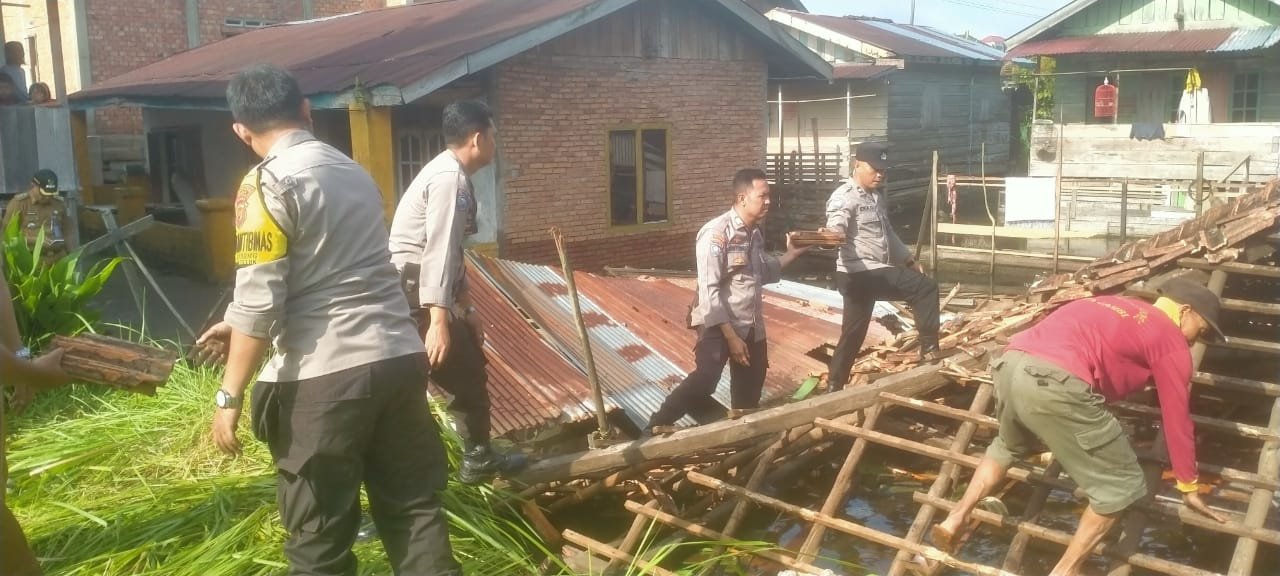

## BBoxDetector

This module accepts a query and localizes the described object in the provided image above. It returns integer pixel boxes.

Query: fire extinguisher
[1094,77,1118,119]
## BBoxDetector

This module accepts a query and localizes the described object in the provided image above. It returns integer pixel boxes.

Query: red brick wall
[85,0,185,133]
[84,0,376,134]
[494,53,766,270]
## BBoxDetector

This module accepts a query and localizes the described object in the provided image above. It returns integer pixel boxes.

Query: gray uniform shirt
[222,130,422,382]
[387,150,477,311]
[825,181,911,273]
[691,209,783,342]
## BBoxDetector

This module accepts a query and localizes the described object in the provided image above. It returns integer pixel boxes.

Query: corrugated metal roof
[467,255,892,436]
[1212,26,1280,52]
[1006,29,1235,58]
[784,11,1007,61]
[465,259,613,438]
[73,0,601,105]
[71,0,831,109]
[833,63,897,80]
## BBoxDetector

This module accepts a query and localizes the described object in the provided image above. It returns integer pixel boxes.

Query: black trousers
[251,353,459,576]
[413,312,492,447]
[648,328,769,428]
[827,267,940,391]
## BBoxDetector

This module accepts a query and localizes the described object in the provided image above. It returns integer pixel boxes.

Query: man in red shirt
[930,277,1228,575]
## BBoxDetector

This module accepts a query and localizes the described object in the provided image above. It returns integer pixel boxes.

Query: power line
[937,0,1050,19]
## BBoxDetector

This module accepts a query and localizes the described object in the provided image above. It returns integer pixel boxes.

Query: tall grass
[6,359,563,575]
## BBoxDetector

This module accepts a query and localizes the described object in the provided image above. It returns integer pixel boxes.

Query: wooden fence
[767,152,844,185]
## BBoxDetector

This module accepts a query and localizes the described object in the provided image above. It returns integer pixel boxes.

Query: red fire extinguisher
[1094,77,1118,118]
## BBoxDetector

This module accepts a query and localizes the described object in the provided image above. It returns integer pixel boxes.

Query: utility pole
[910,0,917,25]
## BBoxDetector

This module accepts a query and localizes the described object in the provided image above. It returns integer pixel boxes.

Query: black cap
[854,142,890,171]
[1158,277,1225,342]
[32,169,58,196]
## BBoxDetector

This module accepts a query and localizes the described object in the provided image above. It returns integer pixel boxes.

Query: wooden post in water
[1119,179,1129,245]
[1195,150,1205,216]
[1053,118,1064,275]
[981,143,995,298]
[929,151,939,272]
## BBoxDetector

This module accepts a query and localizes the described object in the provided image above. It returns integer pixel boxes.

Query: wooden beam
[1177,259,1280,278]
[561,529,677,576]
[1192,372,1280,397]
[937,223,1104,240]
[1109,401,1280,441]
[348,102,396,224]
[515,357,973,484]
[625,499,830,575]
[1227,397,1280,574]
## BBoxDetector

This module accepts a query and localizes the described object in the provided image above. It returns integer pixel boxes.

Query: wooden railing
[767,152,844,185]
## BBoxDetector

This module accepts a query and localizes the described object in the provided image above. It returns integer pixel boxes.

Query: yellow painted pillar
[197,198,235,281]
[70,109,95,204]
[348,101,397,224]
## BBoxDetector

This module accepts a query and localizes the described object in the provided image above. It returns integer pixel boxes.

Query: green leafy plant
[3,214,123,349]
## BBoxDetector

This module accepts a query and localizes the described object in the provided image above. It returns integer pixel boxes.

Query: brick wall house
[2,0,376,184]
[70,0,828,276]
[493,2,768,269]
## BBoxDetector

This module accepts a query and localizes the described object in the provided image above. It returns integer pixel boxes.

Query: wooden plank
[1178,258,1280,278]
[1215,335,1280,356]
[1110,401,1280,441]
[936,223,1104,240]
[515,356,972,484]
[1192,372,1280,397]
[561,529,677,576]
[49,334,177,395]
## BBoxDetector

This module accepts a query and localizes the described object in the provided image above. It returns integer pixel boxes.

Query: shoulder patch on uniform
[234,169,288,268]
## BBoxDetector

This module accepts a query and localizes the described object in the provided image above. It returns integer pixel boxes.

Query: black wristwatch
[215,389,243,409]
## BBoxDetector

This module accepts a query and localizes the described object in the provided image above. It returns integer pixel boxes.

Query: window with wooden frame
[608,127,671,227]
[1230,72,1260,123]
[396,129,446,198]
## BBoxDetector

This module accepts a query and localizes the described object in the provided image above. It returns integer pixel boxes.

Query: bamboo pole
[1002,460,1064,572]
[685,471,1018,576]
[604,500,659,572]
[1053,116,1064,275]
[550,227,610,444]
[798,404,884,562]
[914,493,1220,576]
[562,529,678,576]
[1227,396,1280,574]
[820,418,1280,545]
[722,431,787,537]
[930,151,939,273]
[624,500,830,575]
[981,142,995,298]
[887,383,994,576]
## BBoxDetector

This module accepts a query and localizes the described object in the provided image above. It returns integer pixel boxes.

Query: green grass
[6,359,562,575]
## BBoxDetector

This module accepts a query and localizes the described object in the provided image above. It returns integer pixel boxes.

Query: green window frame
[1230,72,1260,123]
[607,126,672,228]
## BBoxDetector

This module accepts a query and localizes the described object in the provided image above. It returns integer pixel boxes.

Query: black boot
[459,443,528,484]
[919,342,943,363]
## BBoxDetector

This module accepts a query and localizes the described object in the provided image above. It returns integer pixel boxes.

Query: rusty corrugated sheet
[72,0,599,103]
[473,256,703,429]
[465,259,613,438]
[1006,29,1236,58]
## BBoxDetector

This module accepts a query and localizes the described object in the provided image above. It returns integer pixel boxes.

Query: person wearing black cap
[2,169,75,263]
[824,142,940,391]
[930,275,1228,575]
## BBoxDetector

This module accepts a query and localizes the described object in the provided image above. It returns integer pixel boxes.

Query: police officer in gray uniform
[388,100,524,483]
[825,142,940,391]
[197,64,459,576]
[647,169,809,431]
